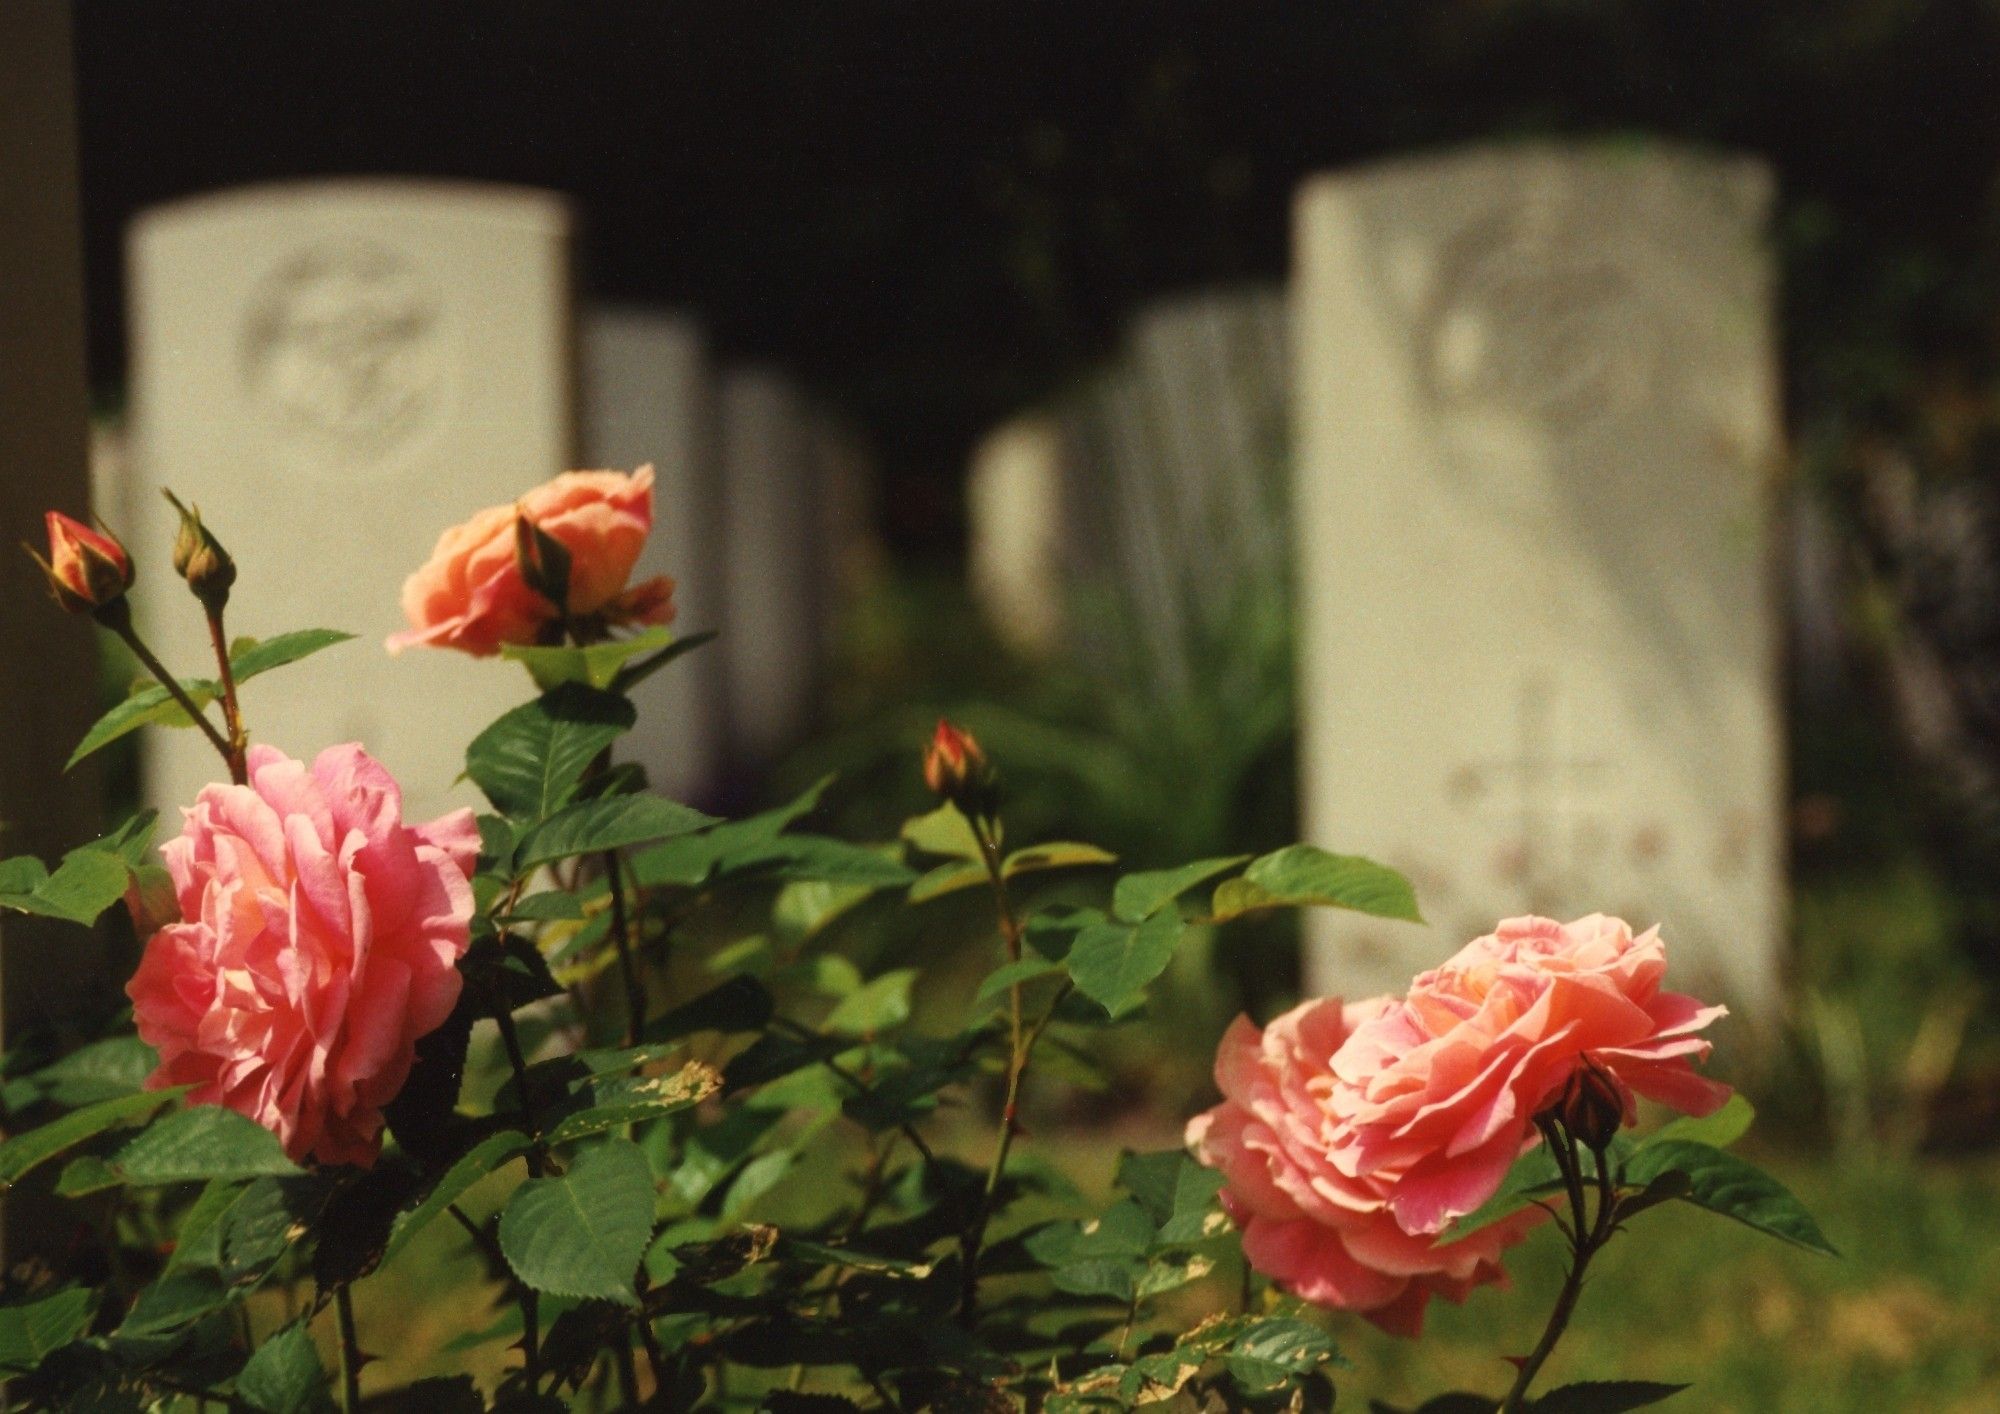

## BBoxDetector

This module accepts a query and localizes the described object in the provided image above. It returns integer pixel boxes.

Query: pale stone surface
[1292,144,1786,1012]
[716,369,821,764]
[579,306,722,802]
[967,414,1069,658]
[127,180,573,824]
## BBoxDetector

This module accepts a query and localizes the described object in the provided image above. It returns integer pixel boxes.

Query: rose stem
[1499,1118,1620,1411]
[201,604,248,784]
[333,1285,362,1414]
[957,812,1069,1325]
[97,602,239,781]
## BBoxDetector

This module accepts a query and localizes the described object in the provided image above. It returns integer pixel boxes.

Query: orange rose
[388,466,674,657]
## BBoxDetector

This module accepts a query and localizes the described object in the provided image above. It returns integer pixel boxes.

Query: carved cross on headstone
[1449,673,1611,914]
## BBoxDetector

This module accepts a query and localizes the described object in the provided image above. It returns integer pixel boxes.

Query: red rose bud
[162,489,237,612]
[1552,1055,1627,1152]
[31,511,133,614]
[922,718,997,818]
[513,512,572,612]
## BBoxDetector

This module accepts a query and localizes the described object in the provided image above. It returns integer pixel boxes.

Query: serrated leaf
[0,846,131,924]
[35,1036,159,1106]
[501,624,678,692]
[971,956,1063,1016]
[500,891,587,924]
[515,794,717,868]
[113,1104,302,1184]
[55,1155,121,1197]
[68,629,353,769]
[0,1087,187,1187]
[611,628,719,693]
[498,1138,656,1303]
[1208,845,1420,924]
[1003,841,1117,878]
[1067,911,1183,1017]
[0,1286,93,1368]
[901,803,983,860]
[1113,856,1251,923]
[383,1131,532,1267]
[236,1317,329,1413]
[543,1062,721,1144]
[1648,1093,1754,1150]
[1530,1380,1688,1412]
[466,684,636,821]
[1621,1140,1836,1254]
[1227,1317,1338,1392]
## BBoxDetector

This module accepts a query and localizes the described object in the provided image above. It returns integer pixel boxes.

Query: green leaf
[907,858,988,904]
[0,1286,93,1369]
[611,628,719,692]
[1447,1146,1565,1240]
[501,625,678,691]
[971,956,1063,1015]
[1209,845,1421,924]
[543,1062,722,1144]
[383,1131,532,1266]
[900,803,982,859]
[515,795,717,868]
[1002,841,1117,878]
[1066,911,1184,1018]
[823,969,918,1036]
[67,629,353,769]
[1531,1381,1689,1412]
[0,846,131,924]
[501,891,587,924]
[236,1317,329,1413]
[1621,1141,1835,1254]
[0,857,45,897]
[1113,856,1251,923]
[35,1036,159,1106]
[0,1088,187,1187]
[466,684,636,821]
[112,1104,302,1184]
[1227,1317,1339,1392]
[1648,1093,1755,1150]
[55,1155,122,1197]
[498,1138,656,1303]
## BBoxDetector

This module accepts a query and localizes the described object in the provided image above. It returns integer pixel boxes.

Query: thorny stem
[1498,1118,1622,1411]
[959,815,1062,1325]
[202,605,248,784]
[101,606,240,782]
[334,1285,362,1414]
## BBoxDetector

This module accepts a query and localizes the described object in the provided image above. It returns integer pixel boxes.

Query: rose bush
[0,477,1829,1412]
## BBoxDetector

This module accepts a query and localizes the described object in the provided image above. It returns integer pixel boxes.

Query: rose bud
[162,490,237,612]
[513,512,572,613]
[30,511,133,615]
[1553,1055,1628,1153]
[923,719,998,819]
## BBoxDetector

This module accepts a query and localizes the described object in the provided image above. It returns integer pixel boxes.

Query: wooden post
[0,0,108,1253]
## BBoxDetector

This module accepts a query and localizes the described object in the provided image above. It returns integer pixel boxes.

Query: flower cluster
[1189,913,1729,1334]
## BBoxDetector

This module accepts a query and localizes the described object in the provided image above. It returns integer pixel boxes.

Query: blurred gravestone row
[103,178,878,823]
[966,143,1788,1015]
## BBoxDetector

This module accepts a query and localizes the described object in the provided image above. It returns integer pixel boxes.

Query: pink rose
[387,466,676,657]
[1187,998,1540,1337]
[127,744,479,1166]
[1330,915,1731,1236]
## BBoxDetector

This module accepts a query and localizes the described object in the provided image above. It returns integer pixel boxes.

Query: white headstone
[716,370,821,765]
[127,180,574,823]
[580,306,723,802]
[967,414,1069,658]
[1292,144,1786,1013]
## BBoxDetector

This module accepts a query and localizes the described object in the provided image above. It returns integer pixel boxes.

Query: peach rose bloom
[388,466,675,657]
[1187,997,1540,1336]
[1330,915,1731,1236]
[128,744,478,1166]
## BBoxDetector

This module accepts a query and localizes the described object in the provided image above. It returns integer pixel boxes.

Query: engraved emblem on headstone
[239,243,444,459]
[1416,201,1665,436]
